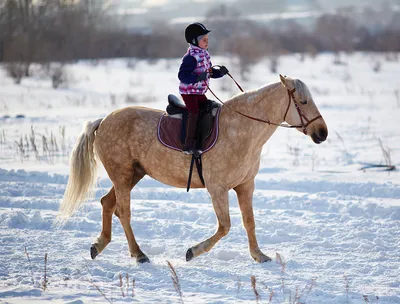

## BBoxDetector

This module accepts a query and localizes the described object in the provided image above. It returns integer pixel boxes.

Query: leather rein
[206,68,322,135]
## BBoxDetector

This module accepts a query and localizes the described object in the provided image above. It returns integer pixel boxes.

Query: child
[178,22,229,155]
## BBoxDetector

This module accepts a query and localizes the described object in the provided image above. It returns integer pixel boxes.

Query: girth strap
[186,154,205,192]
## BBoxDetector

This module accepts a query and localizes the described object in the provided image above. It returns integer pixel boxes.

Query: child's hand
[197,72,208,82]
[220,66,229,76]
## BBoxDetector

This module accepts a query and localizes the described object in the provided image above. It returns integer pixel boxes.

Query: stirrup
[183,149,194,155]
[182,148,203,158]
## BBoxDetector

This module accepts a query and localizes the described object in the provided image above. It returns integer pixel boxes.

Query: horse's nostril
[319,129,327,141]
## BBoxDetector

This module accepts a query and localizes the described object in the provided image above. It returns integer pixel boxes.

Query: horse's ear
[279,74,287,87]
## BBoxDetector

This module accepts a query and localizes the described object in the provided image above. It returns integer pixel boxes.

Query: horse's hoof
[186,248,193,262]
[90,245,98,260]
[252,254,272,263]
[137,255,150,264]
[262,256,272,263]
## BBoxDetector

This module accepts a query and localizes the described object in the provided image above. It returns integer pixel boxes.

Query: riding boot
[183,113,199,155]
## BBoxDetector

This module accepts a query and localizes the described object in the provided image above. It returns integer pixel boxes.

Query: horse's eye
[301,100,308,105]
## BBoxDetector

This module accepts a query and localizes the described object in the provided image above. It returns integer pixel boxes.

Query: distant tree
[314,14,359,63]
[279,21,318,53]
[224,34,265,80]
[204,4,242,53]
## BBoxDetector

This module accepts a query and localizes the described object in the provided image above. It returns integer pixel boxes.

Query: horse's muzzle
[311,128,328,144]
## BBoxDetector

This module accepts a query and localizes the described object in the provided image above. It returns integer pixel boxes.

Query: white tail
[58,118,103,221]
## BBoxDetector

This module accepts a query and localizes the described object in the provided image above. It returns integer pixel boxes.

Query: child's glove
[219,66,229,76]
[196,72,208,82]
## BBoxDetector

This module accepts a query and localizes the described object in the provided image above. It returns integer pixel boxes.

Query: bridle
[206,68,322,135]
[283,88,323,135]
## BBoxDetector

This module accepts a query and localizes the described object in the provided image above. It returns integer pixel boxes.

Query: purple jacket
[178,45,223,95]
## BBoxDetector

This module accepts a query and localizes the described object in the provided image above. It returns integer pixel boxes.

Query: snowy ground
[0,53,399,303]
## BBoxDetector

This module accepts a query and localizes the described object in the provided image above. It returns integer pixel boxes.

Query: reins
[206,66,322,135]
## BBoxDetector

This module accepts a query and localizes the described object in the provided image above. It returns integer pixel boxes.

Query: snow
[0,52,399,303]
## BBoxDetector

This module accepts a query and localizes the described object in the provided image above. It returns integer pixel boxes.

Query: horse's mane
[225,78,312,105]
[226,81,282,105]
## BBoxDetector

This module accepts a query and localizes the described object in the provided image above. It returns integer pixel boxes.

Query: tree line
[1,1,399,68]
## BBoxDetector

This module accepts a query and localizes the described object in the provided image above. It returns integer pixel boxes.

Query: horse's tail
[58,118,103,221]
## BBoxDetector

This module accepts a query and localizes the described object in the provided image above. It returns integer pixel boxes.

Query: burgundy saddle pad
[157,108,221,153]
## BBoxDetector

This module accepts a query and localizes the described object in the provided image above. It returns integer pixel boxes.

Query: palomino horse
[59,75,328,263]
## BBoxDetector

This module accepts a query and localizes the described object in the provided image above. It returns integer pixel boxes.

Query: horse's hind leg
[113,164,149,263]
[234,179,271,263]
[91,187,116,259]
[186,187,231,261]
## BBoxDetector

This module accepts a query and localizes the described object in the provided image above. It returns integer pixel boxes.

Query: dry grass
[360,139,396,171]
[119,273,125,297]
[11,125,70,164]
[251,275,261,303]
[287,144,300,167]
[42,253,48,291]
[0,129,5,147]
[24,247,35,286]
[90,281,112,304]
[344,275,350,303]
[18,249,378,304]
[378,139,395,171]
[167,260,184,304]
[236,276,241,296]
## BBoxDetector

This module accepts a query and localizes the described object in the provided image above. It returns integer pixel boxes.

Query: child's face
[198,34,209,50]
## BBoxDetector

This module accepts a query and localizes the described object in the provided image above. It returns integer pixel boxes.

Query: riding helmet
[185,22,211,46]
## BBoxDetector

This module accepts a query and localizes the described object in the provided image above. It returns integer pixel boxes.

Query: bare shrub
[125,94,138,104]
[109,93,117,107]
[126,59,137,70]
[5,62,24,84]
[50,64,68,89]
[268,56,279,73]
[372,61,381,73]
[394,89,400,107]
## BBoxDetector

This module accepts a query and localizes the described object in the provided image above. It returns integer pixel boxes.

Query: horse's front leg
[234,179,271,263]
[186,186,231,261]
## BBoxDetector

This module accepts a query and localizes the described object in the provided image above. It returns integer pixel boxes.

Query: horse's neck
[238,82,285,114]
[220,82,286,150]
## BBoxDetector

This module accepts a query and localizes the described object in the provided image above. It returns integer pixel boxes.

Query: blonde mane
[226,81,282,105]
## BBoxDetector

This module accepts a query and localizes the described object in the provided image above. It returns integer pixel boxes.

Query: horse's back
[95,106,163,165]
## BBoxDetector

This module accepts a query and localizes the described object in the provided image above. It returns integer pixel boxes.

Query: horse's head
[279,74,328,144]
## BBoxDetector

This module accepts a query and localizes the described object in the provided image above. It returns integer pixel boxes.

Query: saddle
[158,94,221,153]
[157,94,221,192]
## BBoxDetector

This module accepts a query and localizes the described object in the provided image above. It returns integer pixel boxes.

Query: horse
[58,74,328,264]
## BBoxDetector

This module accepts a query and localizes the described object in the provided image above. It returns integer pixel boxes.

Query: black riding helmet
[185,22,211,46]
